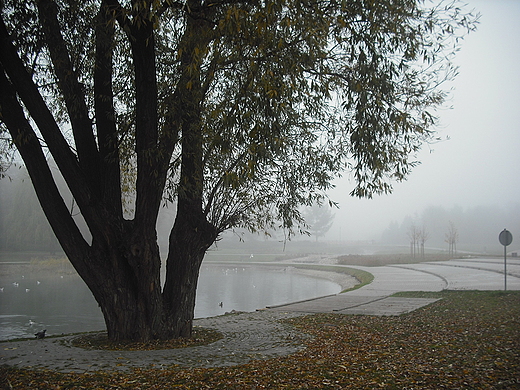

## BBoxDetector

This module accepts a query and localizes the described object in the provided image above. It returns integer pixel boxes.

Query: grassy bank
[2,290,518,389]
[337,253,466,267]
[279,263,374,292]
[0,255,75,277]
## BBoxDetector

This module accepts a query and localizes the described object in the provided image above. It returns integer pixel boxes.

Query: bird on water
[35,329,46,339]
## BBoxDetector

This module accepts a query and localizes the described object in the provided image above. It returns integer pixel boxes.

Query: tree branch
[126,3,162,228]
[37,0,100,189]
[0,68,91,272]
[95,1,123,216]
[203,149,248,216]
[0,15,92,212]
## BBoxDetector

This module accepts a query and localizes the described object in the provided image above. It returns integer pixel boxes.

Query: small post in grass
[498,229,513,291]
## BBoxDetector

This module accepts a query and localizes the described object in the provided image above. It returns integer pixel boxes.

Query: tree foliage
[0,0,478,341]
[303,204,335,241]
[1,0,478,234]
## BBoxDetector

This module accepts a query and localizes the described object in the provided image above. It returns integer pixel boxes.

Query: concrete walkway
[1,257,519,372]
[270,257,520,316]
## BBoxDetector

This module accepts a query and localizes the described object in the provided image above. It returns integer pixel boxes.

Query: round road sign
[499,229,513,246]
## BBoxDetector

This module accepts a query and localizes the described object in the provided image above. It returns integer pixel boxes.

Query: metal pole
[504,245,507,291]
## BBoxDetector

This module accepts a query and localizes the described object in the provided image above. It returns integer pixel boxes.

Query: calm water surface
[0,264,339,340]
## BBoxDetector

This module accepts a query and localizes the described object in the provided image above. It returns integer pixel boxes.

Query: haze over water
[0,264,340,340]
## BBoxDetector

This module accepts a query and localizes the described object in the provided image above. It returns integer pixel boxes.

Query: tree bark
[1,0,219,342]
[162,214,216,338]
[88,224,164,341]
[160,3,217,339]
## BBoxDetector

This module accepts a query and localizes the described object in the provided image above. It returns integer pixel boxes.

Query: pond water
[0,264,340,340]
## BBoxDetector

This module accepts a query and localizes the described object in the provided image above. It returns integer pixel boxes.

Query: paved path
[1,257,519,372]
[270,257,520,316]
[0,311,307,372]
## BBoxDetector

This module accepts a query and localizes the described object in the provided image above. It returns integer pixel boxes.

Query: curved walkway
[270,257,519,316]
[1,257,519,372]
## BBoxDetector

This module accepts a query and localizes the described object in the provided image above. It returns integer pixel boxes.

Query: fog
[1,1,518,257]
[324,0,520,249]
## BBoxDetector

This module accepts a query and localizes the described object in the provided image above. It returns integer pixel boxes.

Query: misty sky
[328,0,520,241]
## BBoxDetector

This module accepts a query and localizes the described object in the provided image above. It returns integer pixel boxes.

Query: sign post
[498,229,513,291]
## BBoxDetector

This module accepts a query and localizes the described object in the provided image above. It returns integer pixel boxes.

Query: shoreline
[202,257,359,291]
[1,256,359,291]
[0,257,358,341]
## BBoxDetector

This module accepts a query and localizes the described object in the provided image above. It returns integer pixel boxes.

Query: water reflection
[0,274,104,340]
[195,265,340,317]
[0,265,340,340]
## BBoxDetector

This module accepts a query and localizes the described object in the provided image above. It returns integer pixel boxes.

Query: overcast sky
[327,0,520,241]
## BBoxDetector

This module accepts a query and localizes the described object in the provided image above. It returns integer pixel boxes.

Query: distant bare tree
[445,221,459,256]
[408,225,420,258]
[418,227,429,259]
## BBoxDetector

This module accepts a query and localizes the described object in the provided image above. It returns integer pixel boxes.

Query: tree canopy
[303,204,335,241]
[0,0,478,341]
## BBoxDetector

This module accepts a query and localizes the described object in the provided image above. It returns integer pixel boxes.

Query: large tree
[0,0,477,341]
[303,204,335,241]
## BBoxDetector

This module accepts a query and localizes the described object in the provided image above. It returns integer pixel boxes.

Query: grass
[282,263,374,292]
[1,290,518,389]
[336,253,463,267]
[0,255,76,277]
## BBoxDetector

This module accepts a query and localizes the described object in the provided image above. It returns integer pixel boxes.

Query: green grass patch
[278,263,374,293]
[337,253,464,267]
[392,290,520,315]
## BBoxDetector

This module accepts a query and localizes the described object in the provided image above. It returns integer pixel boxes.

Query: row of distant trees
[0,166,335,253]
[0,167,61,253]
[408,220,458,258]
[382,204,520,254]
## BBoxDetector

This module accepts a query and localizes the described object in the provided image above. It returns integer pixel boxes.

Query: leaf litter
[1,290,519,389]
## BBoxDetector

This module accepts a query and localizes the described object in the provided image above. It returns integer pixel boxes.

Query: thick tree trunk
[162,211,217,339]
[95,267,163,342]
[77,223,165,342]
[2,0,219,343]
[158,6,216,339]
[75,212,217,341]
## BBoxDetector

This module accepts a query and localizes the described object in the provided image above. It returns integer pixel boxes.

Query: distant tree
[445,220,459,256]
[418,226,429,259]
[303,204,335,242]
[381,220,401,245]
[0,0,477,341]
[0,168,60,252]
[408,224,420,258]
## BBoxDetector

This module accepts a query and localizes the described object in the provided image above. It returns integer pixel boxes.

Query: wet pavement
[1,257,519,372]
[0,310,307,372]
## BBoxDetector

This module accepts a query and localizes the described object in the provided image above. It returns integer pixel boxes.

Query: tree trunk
[95,266,163,342]
[158,6,216,340]
[80,212,217,341]
[162,210,217,339]
[74,224,164,342]
[1,0,219,342]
